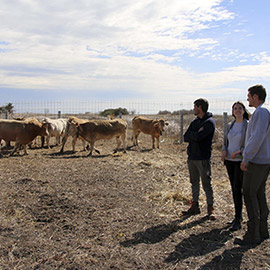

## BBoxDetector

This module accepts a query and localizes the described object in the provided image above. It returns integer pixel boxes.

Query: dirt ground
[0,129,270,270]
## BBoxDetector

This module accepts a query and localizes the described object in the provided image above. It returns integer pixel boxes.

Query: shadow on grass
[120,216,209,247]
[164,227,233,264]
[198,245,250,270]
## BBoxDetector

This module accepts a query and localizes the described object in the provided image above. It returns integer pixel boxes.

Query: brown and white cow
[74,118,127,156]
[59,116,89,153]
[132,116,169,149]
[42,118,67,149]
[0,119,49,156]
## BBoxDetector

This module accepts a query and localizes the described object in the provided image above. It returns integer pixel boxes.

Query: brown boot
[207,204,216,220]
[182,201,200,215]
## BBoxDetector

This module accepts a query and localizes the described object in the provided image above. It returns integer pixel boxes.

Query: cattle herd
[0,116,169,157]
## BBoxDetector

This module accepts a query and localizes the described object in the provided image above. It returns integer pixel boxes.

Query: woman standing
[222,101,249,231]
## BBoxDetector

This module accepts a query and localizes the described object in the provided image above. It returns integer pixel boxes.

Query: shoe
[261,233,269,241]
[260,222,269,241]
[182,201,200,215]
[230,218,241,231]
[234,237,261,247]
[207,205,216,220]
[227,219,235,226]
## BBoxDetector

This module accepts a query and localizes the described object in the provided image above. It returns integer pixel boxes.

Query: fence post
[57,111,62,144]
[180,112,184,144]
[5,111,8,119]
[223,112,228,141]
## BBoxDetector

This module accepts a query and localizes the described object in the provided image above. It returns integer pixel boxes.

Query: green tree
[0,102,14,113]
[99,107,129,117]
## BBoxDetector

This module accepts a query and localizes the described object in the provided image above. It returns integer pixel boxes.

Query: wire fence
[0,99,237,146]
[0,98,261,117]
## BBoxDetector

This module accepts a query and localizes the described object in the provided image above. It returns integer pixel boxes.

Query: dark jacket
[184,112,216,160]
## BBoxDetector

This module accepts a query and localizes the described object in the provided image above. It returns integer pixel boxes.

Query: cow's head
[41,122,49,136]
[154,119,169,135]
[68,119,79,137]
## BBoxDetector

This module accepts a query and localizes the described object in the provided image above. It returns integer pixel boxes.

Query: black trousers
[242,162,270,240]
[224,160,243,219]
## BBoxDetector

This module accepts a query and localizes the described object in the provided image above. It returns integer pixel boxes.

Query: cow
[59,116,89,153]
[0,119,49,156]
[42,118,67,149]
[7,116,45,148]
[73,118,127,156]
[132,116,169,149]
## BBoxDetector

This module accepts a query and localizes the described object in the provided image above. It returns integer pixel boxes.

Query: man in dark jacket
[182,98,216,219]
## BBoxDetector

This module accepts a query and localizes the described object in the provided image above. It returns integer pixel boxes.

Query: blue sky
[1,0,270,105]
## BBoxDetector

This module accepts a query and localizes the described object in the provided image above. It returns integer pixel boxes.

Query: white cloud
[0,0,270,103]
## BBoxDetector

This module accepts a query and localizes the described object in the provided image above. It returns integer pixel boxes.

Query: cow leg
[46,136,51,149]
[23,145,28,155]
[133,131,138,146]
[80,138,85,151]
[114,136,121,153]
[156,137,160,149]
[87,142,94,156]
[10,143,20,156]
[60,135,68,153]
[72,136,78,152]
[152,135,155,149]
[41,136,45,148]
[122,133,126,153]
[56,136,60,145]
[0,139,3,157]
[79,137,89,152]
[133,131,140,147]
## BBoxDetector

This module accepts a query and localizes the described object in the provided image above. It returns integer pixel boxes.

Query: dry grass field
[0,115,270,270]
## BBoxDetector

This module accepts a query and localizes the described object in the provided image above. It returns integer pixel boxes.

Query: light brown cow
[59,116,89,153]
[132,116,169,149]
[0,119,49,156]
[74,118,127,156]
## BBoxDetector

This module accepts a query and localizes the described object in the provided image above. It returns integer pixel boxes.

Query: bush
[99,107,129,117]
[158,110,171,115]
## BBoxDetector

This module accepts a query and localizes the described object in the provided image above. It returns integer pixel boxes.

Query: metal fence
[0,98,261,116]
[0,100,234,146]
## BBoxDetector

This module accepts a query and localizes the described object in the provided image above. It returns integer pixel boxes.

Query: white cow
[42,118,67,149]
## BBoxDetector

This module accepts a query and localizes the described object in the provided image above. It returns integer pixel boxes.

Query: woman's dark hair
[232,101,250,120]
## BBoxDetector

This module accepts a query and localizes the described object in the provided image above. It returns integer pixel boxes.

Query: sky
[1,0,270,108]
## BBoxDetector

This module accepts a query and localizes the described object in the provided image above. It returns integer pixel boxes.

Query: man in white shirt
[234,85,270,247]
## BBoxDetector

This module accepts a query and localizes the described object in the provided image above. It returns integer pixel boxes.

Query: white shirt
[227,122,243,162]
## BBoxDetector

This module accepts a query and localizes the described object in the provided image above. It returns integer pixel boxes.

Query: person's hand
[231,150,241,159]
[221,150,227,162]
[198,127,204,132]
[241,162,248,171]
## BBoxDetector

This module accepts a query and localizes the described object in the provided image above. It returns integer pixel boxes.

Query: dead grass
[0,128,269,270]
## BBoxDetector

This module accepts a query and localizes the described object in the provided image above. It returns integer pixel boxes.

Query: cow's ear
[165,122,169,126]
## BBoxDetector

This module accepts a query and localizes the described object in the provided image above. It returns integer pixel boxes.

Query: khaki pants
[243,162,270,240]
[187,159,214,205]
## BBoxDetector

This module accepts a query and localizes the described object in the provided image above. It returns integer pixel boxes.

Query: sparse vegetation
[0,117,269,269]
[99,107,129,117]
